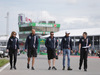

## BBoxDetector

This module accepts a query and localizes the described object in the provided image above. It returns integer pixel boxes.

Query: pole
[74,36,75,49]
[5,12,9,45]
[6,12,9,36]
[92,36,94,49]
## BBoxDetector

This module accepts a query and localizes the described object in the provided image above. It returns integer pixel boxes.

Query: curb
[0,63,10,72]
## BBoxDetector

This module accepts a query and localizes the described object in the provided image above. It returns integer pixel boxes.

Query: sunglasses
[13,34,17,35]
[51,34,54,35]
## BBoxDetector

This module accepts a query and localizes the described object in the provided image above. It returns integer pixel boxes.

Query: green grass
[0,59,9,67]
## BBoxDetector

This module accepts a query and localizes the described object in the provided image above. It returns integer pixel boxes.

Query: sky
[0,0,100,35]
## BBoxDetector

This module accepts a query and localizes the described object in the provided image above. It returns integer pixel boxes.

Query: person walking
[7,31,19,70]
[45,31,58,70]
[25,29,38,70]
[79,32,91,71]
[61,31,73,70]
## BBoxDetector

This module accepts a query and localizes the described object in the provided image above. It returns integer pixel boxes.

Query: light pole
[6,12,9,36]
[5,12,9,45]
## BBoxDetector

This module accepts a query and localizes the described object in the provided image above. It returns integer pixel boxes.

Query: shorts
[47,49,56,60]
[27,48,37,58]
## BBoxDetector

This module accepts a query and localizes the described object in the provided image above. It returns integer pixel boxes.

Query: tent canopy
[42,28,100,38]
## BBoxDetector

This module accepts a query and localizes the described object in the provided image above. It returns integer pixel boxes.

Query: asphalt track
[0,54,100,75]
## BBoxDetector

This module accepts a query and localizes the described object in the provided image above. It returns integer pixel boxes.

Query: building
[42,28,100,50]
[18,14,60,49]
[19,22,60,42]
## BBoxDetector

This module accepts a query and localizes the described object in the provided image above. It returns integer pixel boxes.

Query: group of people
[7,29,91,72]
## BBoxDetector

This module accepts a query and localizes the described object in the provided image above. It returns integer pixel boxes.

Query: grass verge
[0,59,9,67]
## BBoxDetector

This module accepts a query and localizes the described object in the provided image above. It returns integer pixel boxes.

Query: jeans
[63,49,70,68]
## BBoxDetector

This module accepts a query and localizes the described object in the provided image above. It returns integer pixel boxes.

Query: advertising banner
[19,23,60,28]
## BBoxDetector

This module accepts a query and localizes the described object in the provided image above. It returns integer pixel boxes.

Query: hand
[25,49,27,52]
[61,50,63,54]
[18,49,19,53]
[78,50,80,54]
[6,49,9,52]
[71,50,73,53]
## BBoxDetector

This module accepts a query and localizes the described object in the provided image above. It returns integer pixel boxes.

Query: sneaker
[14,66,16,70]
[10,67,12,70]
[48,67,51,70]
[84,69,87,72]
[31,67,35,70]
[67,67,72,70]
[79,67,81,70]
[27,63,30,69]
[52,66,57,70]
[62,66,65,70]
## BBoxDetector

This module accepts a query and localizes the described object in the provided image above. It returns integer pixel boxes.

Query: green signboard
[19,38,47,54]
[37,39,47,55]
[19,22,60,28]
[19,31,50,34]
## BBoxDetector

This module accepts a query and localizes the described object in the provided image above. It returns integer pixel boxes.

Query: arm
[55,39,58,49]
[45,38,49,48]
[25,36,28,49]
[36,36,38,49]
[17,38,19,49]
[70,38,73,50]
[79,43,81,53]
[61,38,64,50]
[60,38,64,54]
[79,38,82,53]
[88,39,91,47]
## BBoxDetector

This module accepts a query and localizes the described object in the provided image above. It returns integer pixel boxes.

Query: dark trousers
[79,49,88,69]
[9,50,17,67]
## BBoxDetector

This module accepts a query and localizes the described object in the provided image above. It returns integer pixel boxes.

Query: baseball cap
[65,31,70,34]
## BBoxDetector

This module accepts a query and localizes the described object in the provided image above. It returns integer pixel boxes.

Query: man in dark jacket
[79,32,91,71]
[61,31,73,70]
[45,31,58,70]
[25,29,38,70]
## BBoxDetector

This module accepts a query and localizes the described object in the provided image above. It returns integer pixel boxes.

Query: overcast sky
[0,0,100,35]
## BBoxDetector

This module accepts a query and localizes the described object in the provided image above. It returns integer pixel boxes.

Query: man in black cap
[45,31,58,70]
[79,32,91,71]
[25,29,38,70]
[61,31,73,70]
